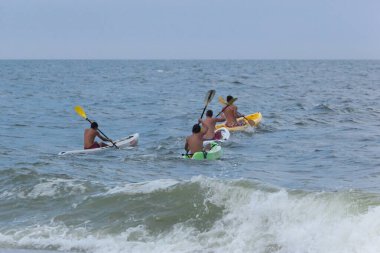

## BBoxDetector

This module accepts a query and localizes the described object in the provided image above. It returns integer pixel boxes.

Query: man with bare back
[84,122,111,149]
[199,110,225,140]
[184,121,209,155]
[223,95,244,127]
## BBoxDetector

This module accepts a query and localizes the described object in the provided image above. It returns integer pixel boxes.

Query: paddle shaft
[200,106,208,119]
[85,118,119,149]
[238,113,255,126]
[215,104,231,117]
[216,97,237,117]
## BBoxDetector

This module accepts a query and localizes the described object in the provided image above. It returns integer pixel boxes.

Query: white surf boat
[203,127,230,146]
[58,133,139,156]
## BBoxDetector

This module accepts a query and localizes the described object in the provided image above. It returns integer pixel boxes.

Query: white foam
[0,190,14,199]
[104,178,180,195]
[17,178,87,199]
[243,125,256,133]
[1,177,380,253]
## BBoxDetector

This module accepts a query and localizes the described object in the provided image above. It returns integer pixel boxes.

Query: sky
[0,0,379,59]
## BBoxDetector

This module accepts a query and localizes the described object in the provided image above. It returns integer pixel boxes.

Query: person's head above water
[91,122,98,129]
[227,95,234,103]
[206,110,213,117]
[192,124,201,133]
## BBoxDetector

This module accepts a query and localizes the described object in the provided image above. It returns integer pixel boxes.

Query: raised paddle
[200,90,216,119]
[74,105,119,149]
[185,90,216,156]
[215,96,238,117]
[217,96,255,126]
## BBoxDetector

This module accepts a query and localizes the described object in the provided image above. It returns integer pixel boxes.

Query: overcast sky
[0,0,379,59]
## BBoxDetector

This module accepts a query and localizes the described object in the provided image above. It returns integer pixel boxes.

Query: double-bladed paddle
[74,105,119,149]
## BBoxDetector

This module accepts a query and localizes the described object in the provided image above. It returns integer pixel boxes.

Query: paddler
[199,110,225,140]
[222,95,245,127]
[84,122,111,149]
[185,121,209,155]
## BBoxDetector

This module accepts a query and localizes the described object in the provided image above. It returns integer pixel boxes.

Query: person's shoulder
[88,128,98,135]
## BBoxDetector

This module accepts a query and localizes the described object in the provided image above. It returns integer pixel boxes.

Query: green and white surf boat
[182,142,222,160]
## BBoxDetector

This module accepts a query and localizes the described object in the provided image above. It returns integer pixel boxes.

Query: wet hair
[206,110,213,117]
[91,122,98,129]
[227,95,233,102]
[192,124,201,133]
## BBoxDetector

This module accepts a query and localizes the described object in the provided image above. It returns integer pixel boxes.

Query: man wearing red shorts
[84,122,110,149]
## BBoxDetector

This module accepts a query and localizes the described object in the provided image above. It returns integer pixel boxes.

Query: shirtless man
[184,122,209,154]
[222,95,244,127]
[199,110,225,140]
[84,122,110,149]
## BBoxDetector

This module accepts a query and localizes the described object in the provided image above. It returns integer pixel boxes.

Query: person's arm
[97,131,110,142]
[214,117,225,123]
[184,137,189,151]
[235,107,244,118]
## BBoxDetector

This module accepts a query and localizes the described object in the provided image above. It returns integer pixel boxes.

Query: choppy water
[1,60,380,253]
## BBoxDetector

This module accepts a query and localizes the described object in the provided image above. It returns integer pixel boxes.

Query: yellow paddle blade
[74,105,87,119]
[219,96,238,105]
[218,96,227,105]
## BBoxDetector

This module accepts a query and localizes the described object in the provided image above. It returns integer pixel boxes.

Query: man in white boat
[84,122,112,149]
[222,95,244,127]
[199,110,225,140]
[185,122,209,155]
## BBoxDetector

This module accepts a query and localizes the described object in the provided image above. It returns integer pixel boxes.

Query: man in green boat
[185,122,209,155]
[223,95,245,127]
[199,110,225,140]
[84,122,111,149]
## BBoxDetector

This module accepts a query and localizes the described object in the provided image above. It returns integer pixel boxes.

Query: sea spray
[1,177,380,253]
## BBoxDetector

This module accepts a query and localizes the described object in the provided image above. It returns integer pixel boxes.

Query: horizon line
[0,58,379,61]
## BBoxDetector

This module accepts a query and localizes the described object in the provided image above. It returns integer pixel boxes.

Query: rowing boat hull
[58,133,139,155]
[182,142,222,160]
[215,112,262,132]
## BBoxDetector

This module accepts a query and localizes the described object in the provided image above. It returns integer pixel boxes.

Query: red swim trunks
[214,131,222,140]
[85,142,101,149]
[226,120,245,128]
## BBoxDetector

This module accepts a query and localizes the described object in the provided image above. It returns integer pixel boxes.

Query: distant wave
[313,103,335,112]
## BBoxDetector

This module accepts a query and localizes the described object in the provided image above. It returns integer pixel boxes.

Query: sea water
[0,60,380,253]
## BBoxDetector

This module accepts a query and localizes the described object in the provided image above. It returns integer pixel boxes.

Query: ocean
[0,60,380,253]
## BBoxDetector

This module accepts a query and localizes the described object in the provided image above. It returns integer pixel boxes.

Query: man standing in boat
[185,121,209,155]
[222,95,244,127]
[199,110,225,140]
[84,122,111,149]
